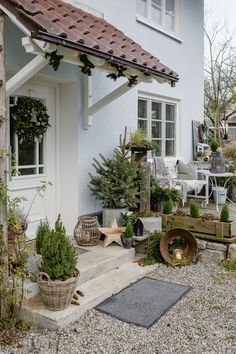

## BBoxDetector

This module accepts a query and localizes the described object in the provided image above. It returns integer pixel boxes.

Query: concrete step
[24,244,135,300]
[21,263,156,329]
[77,244,135,285]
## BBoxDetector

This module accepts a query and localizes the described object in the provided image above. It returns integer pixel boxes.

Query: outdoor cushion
[177,161,197,180]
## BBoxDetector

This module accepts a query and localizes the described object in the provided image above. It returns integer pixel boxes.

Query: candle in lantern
[173,249,183,260]
[84,231,91,241]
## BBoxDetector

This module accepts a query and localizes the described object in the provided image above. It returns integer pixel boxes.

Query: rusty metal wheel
[160,228,197,266]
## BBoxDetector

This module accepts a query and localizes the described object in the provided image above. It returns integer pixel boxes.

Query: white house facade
[1,0,204,237]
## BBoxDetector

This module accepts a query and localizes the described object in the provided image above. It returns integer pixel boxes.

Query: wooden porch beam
[88,80,140,116]
[6,55,48,97]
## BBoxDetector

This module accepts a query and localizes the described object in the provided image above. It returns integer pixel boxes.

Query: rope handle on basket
[37,272,53,284]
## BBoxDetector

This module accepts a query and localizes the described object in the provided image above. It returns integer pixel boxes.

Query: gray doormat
[95,277,191,328]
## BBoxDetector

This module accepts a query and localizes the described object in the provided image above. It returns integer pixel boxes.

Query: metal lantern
[74,216,101,246]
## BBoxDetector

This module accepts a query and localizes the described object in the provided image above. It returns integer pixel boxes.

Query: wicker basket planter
[37,270,79,311]
[74,216,101,246]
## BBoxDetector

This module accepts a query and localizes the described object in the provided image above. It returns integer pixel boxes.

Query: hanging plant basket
[11,96,51,145]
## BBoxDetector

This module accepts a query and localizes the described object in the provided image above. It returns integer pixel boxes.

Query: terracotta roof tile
[0,0,178,82]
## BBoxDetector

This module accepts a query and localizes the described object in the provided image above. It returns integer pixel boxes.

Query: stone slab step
[24,244,135,300]
[77,244,135,285]
[21,263,156,329]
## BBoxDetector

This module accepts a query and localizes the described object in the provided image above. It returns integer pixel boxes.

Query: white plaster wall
[5,0,204,218]
[76,0,205,215]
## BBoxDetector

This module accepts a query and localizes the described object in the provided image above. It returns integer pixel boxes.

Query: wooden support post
[140,161,151,213]
[0,11,9,317]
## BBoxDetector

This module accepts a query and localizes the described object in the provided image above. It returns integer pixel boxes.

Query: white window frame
[136,0,182,42]
[9,95,46,178]
[138,93,179,158]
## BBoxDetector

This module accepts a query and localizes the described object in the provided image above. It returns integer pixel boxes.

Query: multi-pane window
[136,0,177,34]
[138,97,177,157]
[10,96,45,176]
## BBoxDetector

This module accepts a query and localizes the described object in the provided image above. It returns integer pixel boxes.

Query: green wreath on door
[11,96,51,145]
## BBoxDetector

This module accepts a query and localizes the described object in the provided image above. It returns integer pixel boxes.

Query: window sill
[136,15,183,43]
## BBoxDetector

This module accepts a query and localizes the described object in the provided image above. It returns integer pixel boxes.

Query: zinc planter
[139,216,162,233]
[103,208,127,227]
[121,236,133,249]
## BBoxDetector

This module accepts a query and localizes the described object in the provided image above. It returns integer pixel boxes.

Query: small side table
[203,171,235,212]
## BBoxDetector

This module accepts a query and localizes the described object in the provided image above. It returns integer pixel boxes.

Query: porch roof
[0,0,178,85]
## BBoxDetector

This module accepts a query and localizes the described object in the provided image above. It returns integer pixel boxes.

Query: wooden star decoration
[98,217,125,248]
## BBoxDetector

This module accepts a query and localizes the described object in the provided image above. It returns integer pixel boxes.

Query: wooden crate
[162,214,236,243]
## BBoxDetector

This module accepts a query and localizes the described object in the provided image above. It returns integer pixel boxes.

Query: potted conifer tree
[37,215,79,311]
[89,128,146,226]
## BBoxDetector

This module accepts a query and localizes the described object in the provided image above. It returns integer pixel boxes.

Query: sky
[205,0,236,35]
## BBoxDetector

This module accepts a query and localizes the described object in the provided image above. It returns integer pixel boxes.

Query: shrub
[220,204,229,223]
[146,231,164,265]
[40,215,77,281]
[36,218,50,254]
[163,199,173,214]
[120,212,138,226]
[210,139,220,152]
[123,221,134,238]
[223,141,236,162]
[150,177,181,211]
[190,200,200,218]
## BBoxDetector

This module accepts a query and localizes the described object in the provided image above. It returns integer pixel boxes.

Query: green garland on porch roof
[11,96,51,145]
[79,53,139,87]
[45,50,64,71]
[79,53,95,76]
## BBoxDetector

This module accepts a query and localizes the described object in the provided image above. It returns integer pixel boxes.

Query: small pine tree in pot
[37,215,79,311]
[220,204,229,223]
[190,200,200,219]
[122,221,134,249]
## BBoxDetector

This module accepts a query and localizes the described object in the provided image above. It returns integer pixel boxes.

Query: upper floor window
[138,96,177,157]
[136,0,178,34]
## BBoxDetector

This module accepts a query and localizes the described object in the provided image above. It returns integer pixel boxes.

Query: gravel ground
[1,250,236,354]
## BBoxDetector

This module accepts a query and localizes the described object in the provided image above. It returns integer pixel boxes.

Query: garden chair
[152,157,208,206]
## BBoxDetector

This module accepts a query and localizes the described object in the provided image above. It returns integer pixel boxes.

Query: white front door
[8,83,57,239]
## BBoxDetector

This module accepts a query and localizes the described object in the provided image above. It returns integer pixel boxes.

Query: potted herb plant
[89,129,146,226]
[37,215,79,311]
